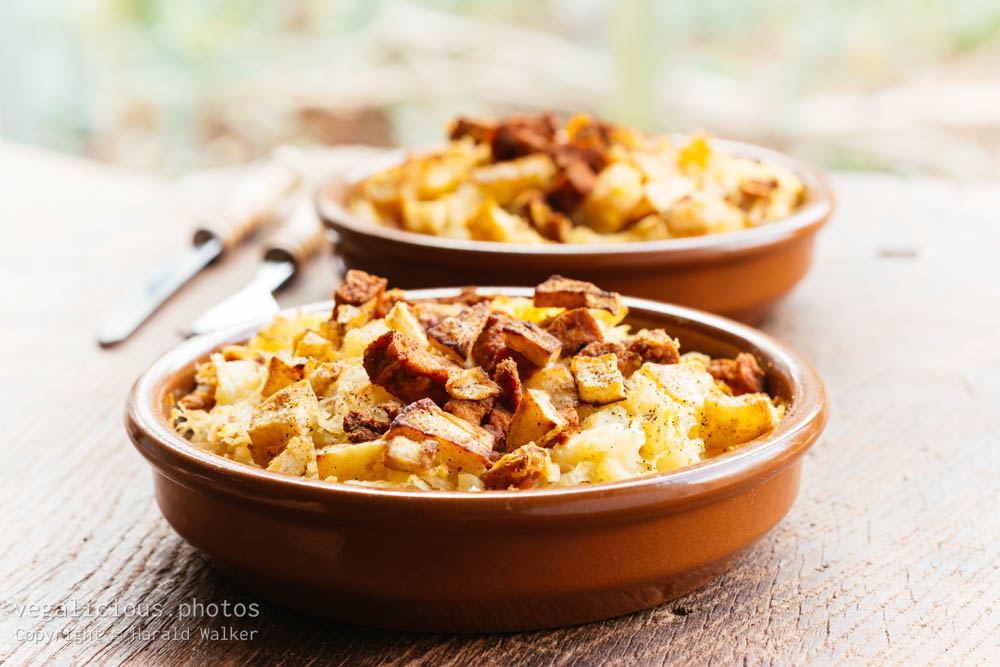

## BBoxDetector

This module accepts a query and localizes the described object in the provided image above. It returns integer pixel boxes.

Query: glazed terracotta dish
[127,285,827,632]
[317,122,833,323]
[172,272,785,491]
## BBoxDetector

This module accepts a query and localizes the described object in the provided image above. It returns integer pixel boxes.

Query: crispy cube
[247,380,319,466]
[293,330,334,361]
[384,435,437,473]
[427,302,491,362]
[446,367,500,401]
[387,398,495,473]
[334,270,387,307]
[363,331,452,405]
[627,329,680,366]
[501,320,562,367]
[545,308,603,356]
[443,397,494,425]
[342,404,399,443]
[707,353,766,395]
[265,435,317,477]
[571,354,626,405]
[261,356,307,398]
[533,275,625,317]
[578,341,640,376]
[407,300,465,331]
[471,312,515,371]
[493,357,524,411]
[507,388,568,449]
[483,444,553,490]
[333,300,376,338]
[316,441,386,480]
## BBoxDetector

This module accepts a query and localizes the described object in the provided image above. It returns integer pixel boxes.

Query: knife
[96,156,301,347]
[186,195,325,336]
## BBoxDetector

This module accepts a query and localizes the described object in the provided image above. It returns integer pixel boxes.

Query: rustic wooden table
[2,141,998,665]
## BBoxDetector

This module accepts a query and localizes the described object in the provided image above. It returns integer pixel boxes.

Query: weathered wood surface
[2,141,998,665]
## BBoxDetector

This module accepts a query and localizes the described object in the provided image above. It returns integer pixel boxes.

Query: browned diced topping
[446,366,500,401]
[501,319,562,367]
[578,341,640,376]
[708,353,766,395]
[483,444,551,490]
[490,114,558,162]
[363,331,452,405]
[373,288,406,318]
[448,116,497,144]
[444,397,494,425]
[247,380,318,467]
[562,119,614,172]
[545,308,603,356]
[493,357,523,411]
[513,190,573,242]
[546,159,597,213]
[427,302,491,362]
[334,270,387,308]
[387,398,495,473]
[533,275,624,315]
[179,390,214,411]
[407,301,465,331]
[471,312,515,371]
[342,402,402,443]
[627,329,680,366]
[483,404,514,450]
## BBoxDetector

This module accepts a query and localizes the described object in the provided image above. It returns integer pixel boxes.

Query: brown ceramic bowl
[317,140,834,324]
[126,289,827,633]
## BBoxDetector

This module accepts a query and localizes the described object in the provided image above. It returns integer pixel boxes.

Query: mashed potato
[174,273,782,491]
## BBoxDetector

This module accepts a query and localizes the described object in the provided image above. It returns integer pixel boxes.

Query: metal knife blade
[96,237,224,347]
[186,259,294,336]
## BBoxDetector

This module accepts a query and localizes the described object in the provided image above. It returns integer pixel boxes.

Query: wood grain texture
[1,142,998,665]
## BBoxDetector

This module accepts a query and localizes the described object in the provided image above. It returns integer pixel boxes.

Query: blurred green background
[3,0,1000,178]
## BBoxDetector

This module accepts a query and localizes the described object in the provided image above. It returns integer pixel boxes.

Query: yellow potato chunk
[384,436,437,473]
[316,440,387,480]
[247,380,319,466]
[261,356,307,398]
[701,392,779,449]
[640,362,716,408]
[265,435,317,477]
[467,202,546,243]
[571,354,626,404]
[471,154,557,205]
[306,361,342,398]
[578,162,644,233]
[508,389,568,449]
[293,330,333,361]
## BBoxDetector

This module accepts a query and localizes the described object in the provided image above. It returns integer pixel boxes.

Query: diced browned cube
[387,398,495,473]
[483,444,552,490]
[545,159,596,213]
[493,357,523,411]
[428,302,491,362]
[483,404,514,451]
[471,312,515,371]
[343,402,401,443]
[261,356,307,398]
[446,367,500,401]
[578,341,640,376]
[627,329,680,366]
[533,275,625,316]
[501,320,562,367]
[507,389,568,449]
[247,380,319,466]
[407,301,465,331]
[443,397,494,425]
[373,288,406,318]
[448,116,497,144]
[708,353,766,396]
[334,270,387,307]
[571,354,626,405]
[384,435,437,473]
[545,308,603,356]
[363,331,452,405]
